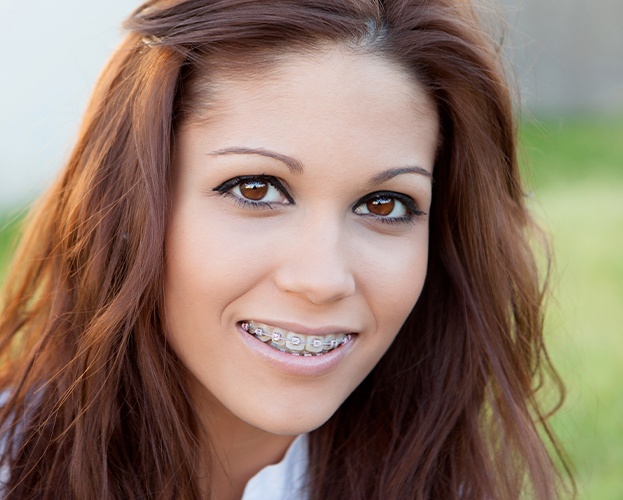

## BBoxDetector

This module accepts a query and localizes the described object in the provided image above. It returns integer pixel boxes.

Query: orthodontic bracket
[241,322,350,352]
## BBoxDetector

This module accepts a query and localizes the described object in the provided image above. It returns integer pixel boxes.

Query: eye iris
[367,197,394,216]
[240,181,268,201]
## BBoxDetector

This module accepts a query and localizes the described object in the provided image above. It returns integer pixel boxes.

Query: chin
[234,384,350,436]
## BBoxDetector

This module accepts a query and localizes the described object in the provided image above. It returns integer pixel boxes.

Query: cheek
[359,231,429,333]
[164,207,265,305]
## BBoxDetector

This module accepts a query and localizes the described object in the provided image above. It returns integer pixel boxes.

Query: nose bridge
[275,213,356,304]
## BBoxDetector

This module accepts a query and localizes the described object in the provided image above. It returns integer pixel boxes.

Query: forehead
[183,45,437,127]
[175,45,439,182]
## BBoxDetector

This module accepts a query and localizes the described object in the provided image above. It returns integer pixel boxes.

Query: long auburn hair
[0,0,570,498]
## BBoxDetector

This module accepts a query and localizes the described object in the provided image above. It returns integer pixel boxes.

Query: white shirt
[241,434,308,500]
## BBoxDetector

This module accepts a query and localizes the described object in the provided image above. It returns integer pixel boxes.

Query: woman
[0,0,570,498]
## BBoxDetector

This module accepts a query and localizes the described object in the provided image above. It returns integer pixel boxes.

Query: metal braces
[241,322,349,350]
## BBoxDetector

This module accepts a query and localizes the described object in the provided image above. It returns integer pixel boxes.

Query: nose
[274,219,356,305]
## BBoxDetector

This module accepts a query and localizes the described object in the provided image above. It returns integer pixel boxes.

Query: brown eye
[367,197,394,216]
[354,192,415,222]
[239,180,268,200]
[213,175,293,207]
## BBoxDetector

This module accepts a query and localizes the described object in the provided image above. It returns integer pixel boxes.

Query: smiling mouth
[240,321,352,356]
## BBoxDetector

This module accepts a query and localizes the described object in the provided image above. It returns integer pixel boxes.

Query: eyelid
[353,191,426,222]
[212,175,295,205]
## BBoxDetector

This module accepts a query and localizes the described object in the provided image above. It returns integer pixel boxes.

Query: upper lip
[241,318,358,337]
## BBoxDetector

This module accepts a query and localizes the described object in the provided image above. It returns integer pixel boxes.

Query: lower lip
[237,323,356,377]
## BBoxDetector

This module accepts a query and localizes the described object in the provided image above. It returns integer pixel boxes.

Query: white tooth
[270,327,287,346]
[305,336,324,353]
[286,332,305,351]
[245,322,268,342]
[323,335,336,351]
[247,320,350,354]
[252,324,272,342]
[258,332,272,342]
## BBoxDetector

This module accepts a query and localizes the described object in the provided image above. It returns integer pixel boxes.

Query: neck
[192,386,297,500]
[210,423,296,500]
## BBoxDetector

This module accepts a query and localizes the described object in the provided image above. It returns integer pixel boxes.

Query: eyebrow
[369,166,433,184]
[209,147,432,183]
[209,147,304,175]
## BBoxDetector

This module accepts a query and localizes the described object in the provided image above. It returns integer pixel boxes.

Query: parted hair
[0,0,570,498]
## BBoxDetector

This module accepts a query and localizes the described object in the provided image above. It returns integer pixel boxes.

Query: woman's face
[164,47,438,436]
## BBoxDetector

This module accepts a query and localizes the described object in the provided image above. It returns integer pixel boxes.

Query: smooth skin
[164,46,439,498]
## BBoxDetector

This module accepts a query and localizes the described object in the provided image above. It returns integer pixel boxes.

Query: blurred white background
[0,0,139,209]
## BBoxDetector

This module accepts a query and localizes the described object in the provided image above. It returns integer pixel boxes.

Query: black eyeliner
[353,190,426,224]
[386,192,426,217]
[212,174,295,205]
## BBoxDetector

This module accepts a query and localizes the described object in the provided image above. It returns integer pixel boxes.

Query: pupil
[368,197,394,216]
[240,181,268,200]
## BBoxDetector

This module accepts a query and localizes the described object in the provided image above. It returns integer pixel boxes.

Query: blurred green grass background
[1,116,622,498]
[520,116,623,499]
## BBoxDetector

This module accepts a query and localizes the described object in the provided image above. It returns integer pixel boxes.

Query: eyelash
[353,191,426,224]
[213,175,294,209]
[212,175,425,224]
